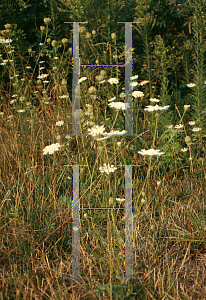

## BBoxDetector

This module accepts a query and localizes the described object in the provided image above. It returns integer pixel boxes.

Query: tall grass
[0,4,206,299]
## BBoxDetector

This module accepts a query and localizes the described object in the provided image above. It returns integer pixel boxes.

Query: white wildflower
[108,97,116,102]
[108,78,119,85]
[139,80,149,86]
[181,148,188,152]
[144,105,169,112]
[37,74,49,79]
[150,98,160,102]
[0,38,13,44]
[129,81,138,87]
[132,91,144,98]
[88,124,105,137]
[59,95,69,99]
[130,75,138,80]
[192,127,201,132]
[56,121,64,126]
[116,198,125,202]
[10,100,17,104]
[17,110,25,113]
[188,121,195,125]
[43,142,61,155]
[187,83,196,87]
[138,149,164,156]
[108,102,130,110]
[99,163,117,175]
[175,124,184,129]
[102,130,127,136]
[78,77,87,84]
[167,125,173,129]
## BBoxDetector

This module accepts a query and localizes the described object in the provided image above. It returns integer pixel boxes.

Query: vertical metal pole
[125,22,133,136]
[125,165,133,278]
[72,22,80,136]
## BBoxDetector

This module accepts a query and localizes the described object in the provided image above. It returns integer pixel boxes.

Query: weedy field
[0,9,206,300]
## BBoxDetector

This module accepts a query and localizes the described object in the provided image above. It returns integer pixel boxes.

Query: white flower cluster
[37,74,49,79]
[88,124,105,137]
[108,102,130,110]
[56,121,64,126]
[0,38,13,44]
[102,130,127,136]
[43,142,61,155]
[99,163,117,174]
[78,77,87,84]
[144,105,170,112]
[132,91,144,98]
[108,78,119,85]
[138,149,165,156]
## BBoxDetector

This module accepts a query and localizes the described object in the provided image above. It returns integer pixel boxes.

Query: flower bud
[95,59,99,64]
[4,23,13,29]
[184,105,190,111]
[44,18,51,25]
[69,47,72,53]
[92,30,96,35]
[51,40,57,47]
[88,86,96,94]
[111,33,116,40]
[120,92,125,99]
[100,70,106,77]
[62,38,68,44]
[96,75,104,82]
[20,96,25,102]
[40,26,45,32]
[47,38,51,43]
[79,26,86,34]
[61,79,67,86]
[37,79,42,85]
[185,136,191,144]
[117,141,121,147]
[85,32,91,39]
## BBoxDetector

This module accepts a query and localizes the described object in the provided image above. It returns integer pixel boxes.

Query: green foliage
[95,281,142,300]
